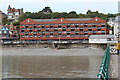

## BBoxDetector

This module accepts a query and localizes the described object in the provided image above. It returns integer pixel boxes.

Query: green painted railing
[97,45,110,80]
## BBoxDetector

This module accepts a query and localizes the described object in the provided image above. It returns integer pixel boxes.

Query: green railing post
[97,45,110,80]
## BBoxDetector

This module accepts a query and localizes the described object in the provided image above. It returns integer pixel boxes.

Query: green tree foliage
[17,10,117,23]
[12,21,20,26]
[41,7,52,13]
[69,11,77,14]
[2,14,10,25]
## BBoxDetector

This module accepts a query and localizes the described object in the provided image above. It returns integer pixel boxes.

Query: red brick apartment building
[20,17,108,43]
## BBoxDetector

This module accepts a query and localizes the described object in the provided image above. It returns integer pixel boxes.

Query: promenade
[110,53,120,79]
[118,55,120,80]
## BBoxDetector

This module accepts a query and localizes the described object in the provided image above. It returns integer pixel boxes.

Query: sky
[0,0,120,14]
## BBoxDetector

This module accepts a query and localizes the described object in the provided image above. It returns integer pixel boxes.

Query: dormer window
[95,18,98,21]
[28,20,30,23]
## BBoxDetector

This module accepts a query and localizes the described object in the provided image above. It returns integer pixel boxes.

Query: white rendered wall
[89,39,107,43]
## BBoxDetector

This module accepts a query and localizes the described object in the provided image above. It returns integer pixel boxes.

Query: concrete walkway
[110,54,120,79]
[118,55,120,80]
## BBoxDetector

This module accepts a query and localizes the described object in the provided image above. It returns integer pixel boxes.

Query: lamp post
[115,32,120,55]
[115,32,120,43]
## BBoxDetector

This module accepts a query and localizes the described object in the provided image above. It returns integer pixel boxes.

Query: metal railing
[97,45,110,80]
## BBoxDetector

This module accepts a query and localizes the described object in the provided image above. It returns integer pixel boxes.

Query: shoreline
[1,47,105,56]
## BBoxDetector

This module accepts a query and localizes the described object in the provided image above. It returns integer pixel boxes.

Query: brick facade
[20,17,108,43]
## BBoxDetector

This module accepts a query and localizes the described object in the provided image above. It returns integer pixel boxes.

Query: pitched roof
[33,18,92,22]
[21,17,106,24]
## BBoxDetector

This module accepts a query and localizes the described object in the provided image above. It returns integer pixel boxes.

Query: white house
[114,16,120,41]
[107,17,115,27]
[89,35,114,44]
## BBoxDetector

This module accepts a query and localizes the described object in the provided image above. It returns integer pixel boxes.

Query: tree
[12,21,20,26]
[86,10,91,15]
[41,7,53,13]
[69,11,77,14]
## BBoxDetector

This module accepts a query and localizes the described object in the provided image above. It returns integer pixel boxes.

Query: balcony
[74,29,80,31]
[21,28,25,30]
[37,33,42,35]
[96,33,101,35]
[45,33,50,35]
[41,29,46,31]
[25,32,29,34]
[33,30,37,32]
[53,33,58,35]
[84,29,89,31]
[88,27,92,29]
[70,33,75,35]
[58,29,62,31]
[53,25,58,27]
[54,28,58,30]
[24,30,29,32]
[79,33,84,35]
[62,33,67,35]
[101,28,106,31]
[79,25,84,27]
[28,33,34,35]
[33,32,37,34]
[84,31,88,33]
[71,27,75,29]
[49,29,54,31]
[66,29,71,31]
[96,25,101,27]
[45,25,50,28]
[101,31,105,33]
[62,25,67,27]
[79,27,83,29]
[21,26,25,28]
[75,31,79,33]
[88,33,92,35]
[37,26,42,28]
[21,33,25,35]
[29,26,33,28]
[92,29,97,31]
[83,36,89,39]
[92,31,97,33]
[29,28,33,30]
[97,27,101,29]
[87,25,92,27]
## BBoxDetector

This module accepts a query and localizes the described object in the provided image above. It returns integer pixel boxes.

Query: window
[46,35,50,38]
[63,31,66,33]
[29,35,33,38]
[34,32,37,34]
[38,31,41,33]
[53,35,58,37]
[22,36,24,38]
[34,35,37,37]
[38,28,41,30]
[30,32,33,33]
[42,35,45,37]
[80,35,84,37]
[21,28,24,30]
[71,35,74,37]
[46,28,50,30]
[75,31,79,33]
[67,35,70,37]
[62,35,66,37]
[4,30,7,33]
[38,35,41,37]
[25,32,28,34]
[67,31,70,33]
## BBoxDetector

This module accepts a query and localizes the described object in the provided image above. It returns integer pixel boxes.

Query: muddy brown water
[2,56,102,78]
